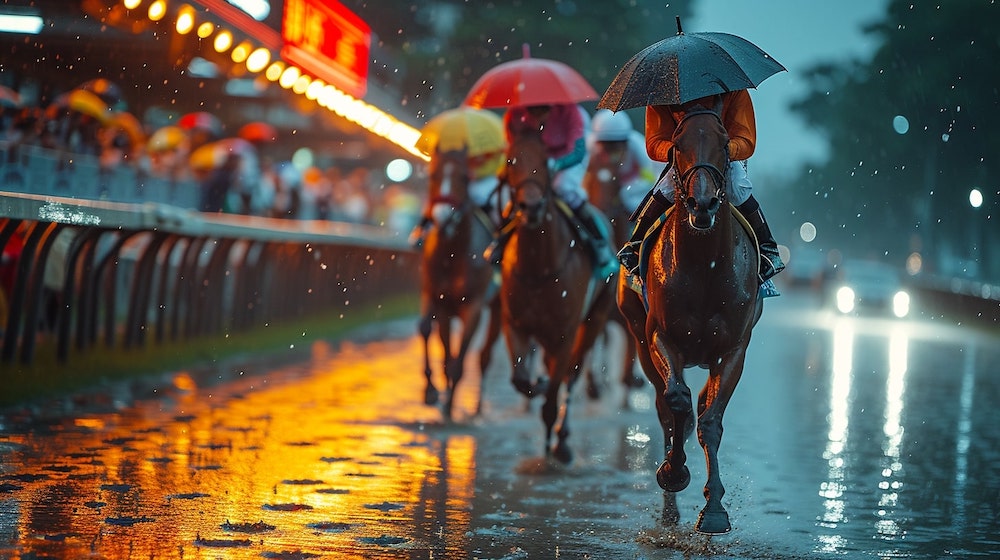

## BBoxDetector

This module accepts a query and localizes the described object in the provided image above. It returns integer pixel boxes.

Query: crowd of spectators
[0,80,420,232]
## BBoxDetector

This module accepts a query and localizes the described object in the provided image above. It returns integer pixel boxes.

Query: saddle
[626,204,760,309]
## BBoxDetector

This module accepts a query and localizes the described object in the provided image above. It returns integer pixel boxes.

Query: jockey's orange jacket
[645,89,756,163]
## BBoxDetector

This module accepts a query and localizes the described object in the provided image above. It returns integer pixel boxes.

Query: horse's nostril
[709,198,721,213]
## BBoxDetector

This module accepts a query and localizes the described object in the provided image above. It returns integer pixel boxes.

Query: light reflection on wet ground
[1,291,999,559]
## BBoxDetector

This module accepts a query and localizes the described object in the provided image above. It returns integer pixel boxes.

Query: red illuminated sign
[281,0,371,98]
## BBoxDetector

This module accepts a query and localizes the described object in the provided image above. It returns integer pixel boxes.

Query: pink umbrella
[0,85,22,109]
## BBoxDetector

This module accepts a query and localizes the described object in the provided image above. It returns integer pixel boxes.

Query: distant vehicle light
[836,286,855,314]
[893,291,910,318]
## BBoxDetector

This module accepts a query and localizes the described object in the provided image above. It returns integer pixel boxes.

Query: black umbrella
[598,17,786,111]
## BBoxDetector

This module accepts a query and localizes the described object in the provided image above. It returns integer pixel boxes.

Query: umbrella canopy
[598,17,786,111]
[0,85,22,109]
[106,111,146,146]
[415,107,506,158]
[77,78,124,106]
[464,44,598,109]
[189,137,256,171]
[178,111,224,137]
[147,125,188,153]
[238,121,278,143]
[47,89,112,123]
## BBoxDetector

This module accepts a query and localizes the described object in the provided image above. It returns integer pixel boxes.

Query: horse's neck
[514,208,574,269]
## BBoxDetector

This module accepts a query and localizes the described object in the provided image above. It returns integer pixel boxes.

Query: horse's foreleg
[620,327,644,408]
[693,347,748,535]
[443,305,483,421]
[476,298,502,416]
[651,331,693,493]
[543,351,574,463]
[437,315,454,414]
[504,326,547,399]
[418,310,438,405]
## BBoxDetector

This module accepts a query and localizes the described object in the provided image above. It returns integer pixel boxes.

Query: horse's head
[427,146,471,225]
[670,99,730,230]
[504,128,551,227]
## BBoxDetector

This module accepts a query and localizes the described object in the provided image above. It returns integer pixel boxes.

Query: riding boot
[617,189,672,275]
[408,216,432,248]
[572,203,618,277]
[736,195,785,298]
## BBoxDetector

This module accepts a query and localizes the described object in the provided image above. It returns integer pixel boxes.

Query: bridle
[669,108,730,211]
[428,156,475,238]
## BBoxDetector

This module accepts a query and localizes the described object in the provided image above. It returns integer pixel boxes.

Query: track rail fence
[0,192,418,368]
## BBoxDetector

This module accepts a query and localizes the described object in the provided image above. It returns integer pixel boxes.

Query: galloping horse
[417,147,503,420]
[583,146,646,402]
[617,102,763,534]
[499,126,615,463]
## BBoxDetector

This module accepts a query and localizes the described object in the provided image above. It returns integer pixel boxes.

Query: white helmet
[591,109,633,141]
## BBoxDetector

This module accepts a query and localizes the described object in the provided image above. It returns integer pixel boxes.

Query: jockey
[484,103,617,277]
[616,90,785,296]
[408,149,505,248]
[587,109,664,215]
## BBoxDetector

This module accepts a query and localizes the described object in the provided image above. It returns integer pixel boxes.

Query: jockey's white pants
[653,161,752,206]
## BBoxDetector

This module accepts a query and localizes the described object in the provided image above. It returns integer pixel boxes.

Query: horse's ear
[712,94,724,115]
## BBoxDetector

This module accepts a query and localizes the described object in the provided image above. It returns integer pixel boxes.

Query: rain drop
[892,115,909,134]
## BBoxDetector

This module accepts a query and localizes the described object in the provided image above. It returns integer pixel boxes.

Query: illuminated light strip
[123,0,427,161]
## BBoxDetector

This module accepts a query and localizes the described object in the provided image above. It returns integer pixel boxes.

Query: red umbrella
[464,44,598,109]
[177,111,223,137]
[238,121,277,143]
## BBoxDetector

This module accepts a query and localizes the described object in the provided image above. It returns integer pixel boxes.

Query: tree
[344,1,691,122]
[781,0,998,277]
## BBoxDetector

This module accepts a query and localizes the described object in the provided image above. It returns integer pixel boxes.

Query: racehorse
[417,147,503,421]
[617,101,763,534]
[583,145,646,403]
[499,126,616,463]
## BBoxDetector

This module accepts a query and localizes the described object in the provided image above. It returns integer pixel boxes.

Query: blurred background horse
[497,126,616,463]
[416,147,502,420]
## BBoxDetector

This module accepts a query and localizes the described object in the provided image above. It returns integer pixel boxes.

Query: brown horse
[617,104,763,534]
[499,127,615,463]
[583,144,646,403]
[418,147,503,421]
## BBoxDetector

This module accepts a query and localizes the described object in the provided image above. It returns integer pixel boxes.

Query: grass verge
[0,294,418,409]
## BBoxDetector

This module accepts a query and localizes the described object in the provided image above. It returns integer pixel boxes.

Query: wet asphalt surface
[1,290,999,559]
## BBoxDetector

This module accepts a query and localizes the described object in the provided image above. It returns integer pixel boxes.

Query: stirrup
[617,241,641,273]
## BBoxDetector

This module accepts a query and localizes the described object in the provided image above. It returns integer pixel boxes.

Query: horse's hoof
[424,386,439,405]
[656,462,690,492]
[552,444,573,464]
[695,507,731,535]
[512,376,547,399]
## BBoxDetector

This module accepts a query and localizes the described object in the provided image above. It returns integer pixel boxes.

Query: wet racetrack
[1,291,999,559]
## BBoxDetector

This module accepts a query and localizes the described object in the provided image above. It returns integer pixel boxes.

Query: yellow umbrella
[66,89,112,123]
[415,106,506,158]
[188,137,255,171]
[147,125,188,153]
[106,111,146,146]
